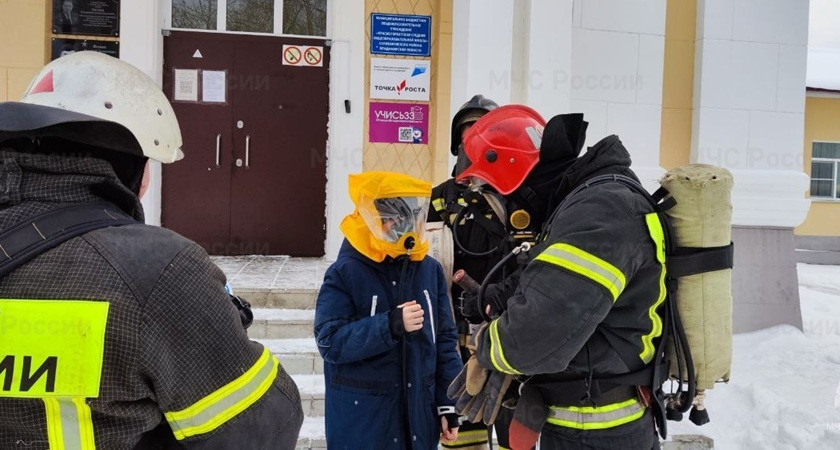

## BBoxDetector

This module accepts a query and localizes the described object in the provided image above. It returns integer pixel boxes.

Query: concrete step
[291,374,325,417]
[261,338,323,376]
[295,416,326,450]
[248,309,315,339]
[238,288,318,310]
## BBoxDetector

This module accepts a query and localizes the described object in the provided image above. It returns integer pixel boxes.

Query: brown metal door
[162,32,234,253]
[229,35,329,256]
[161,31,328,256]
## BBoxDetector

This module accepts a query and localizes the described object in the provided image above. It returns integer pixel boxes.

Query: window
[810,142,840,199]
[227,0,273,33]
[171,0,327,36]
[283,0,327,36]
[172,0,218,30]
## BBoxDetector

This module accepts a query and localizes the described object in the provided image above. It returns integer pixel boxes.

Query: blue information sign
[370,13,431,57]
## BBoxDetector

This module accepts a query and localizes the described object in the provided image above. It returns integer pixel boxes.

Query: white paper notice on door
[174,69,198,102]
[202,70,226,103]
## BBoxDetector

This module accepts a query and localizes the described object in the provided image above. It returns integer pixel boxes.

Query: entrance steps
[214,256,712,449]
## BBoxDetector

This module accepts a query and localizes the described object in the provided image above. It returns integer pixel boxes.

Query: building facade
[0,0,813,332]
[795,47,840,264]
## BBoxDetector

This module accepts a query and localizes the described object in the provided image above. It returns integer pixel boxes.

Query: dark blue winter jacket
[315,240,462,450]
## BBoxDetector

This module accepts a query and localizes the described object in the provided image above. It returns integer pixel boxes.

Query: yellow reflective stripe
[547,398,645,430]
[432,198,446,212]
[44,398,63,450]
[488,320,522,375]
[44,397,95,449]
[640,213,667,363]
[165,347,279,440]
[534,243,626,301]
[457,198,468,206]
[73,397,96,449]
[441,429,489,446]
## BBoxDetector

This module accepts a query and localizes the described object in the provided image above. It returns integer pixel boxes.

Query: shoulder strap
[0,202,137,279]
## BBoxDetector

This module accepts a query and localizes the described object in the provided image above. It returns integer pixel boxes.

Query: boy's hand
[440,416,458,443]
[399,300,424,332]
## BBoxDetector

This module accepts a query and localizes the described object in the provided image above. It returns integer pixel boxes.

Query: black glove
[388,309,405,338]
[229,295,253,329]
[460,275,519,323]
[443,412,459,430]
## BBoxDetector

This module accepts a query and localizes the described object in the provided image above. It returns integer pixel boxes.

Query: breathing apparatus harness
[467,174,733,439]
[0,203,254,329]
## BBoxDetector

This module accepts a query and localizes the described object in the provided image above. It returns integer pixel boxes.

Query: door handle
[245,135,251,170]
[215,134,221,168]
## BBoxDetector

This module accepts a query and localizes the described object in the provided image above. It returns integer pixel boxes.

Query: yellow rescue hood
[340,171,431,262]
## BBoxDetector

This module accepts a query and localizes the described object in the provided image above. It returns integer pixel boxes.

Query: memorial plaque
[51,38,119,60]
[53,0,120,36]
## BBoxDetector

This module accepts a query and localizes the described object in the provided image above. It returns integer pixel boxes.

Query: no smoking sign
[283,45,323,67]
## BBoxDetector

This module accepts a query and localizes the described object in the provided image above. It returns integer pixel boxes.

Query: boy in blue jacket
[315,171,463,449]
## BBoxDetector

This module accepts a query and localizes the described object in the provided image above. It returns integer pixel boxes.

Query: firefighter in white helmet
[0,52,303,448]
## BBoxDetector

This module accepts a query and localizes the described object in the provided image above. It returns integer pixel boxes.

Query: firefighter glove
[447,355,513,425]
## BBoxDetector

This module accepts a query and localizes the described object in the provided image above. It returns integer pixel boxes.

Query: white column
[570,0,667,189]
[692,0,810,332]
[121,1,166,225]
[324,0,365,260]
[510,0,573,119]
[692,0,810,227]
[450,0,515,114]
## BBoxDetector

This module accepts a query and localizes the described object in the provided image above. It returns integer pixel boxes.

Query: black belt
[539,382,638,408]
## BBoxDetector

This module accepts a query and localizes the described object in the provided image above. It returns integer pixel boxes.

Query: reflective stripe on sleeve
[164,346,279,440]
[488,320,522,375]
[534,243,626,302]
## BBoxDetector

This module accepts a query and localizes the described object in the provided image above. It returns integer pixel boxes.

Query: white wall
[450,0,516,113]
[570,0,667,187]
[512,0,573,118]
[692,0,810,227]
[450,0,666,187]
[450,0,574,169]
[121,1,166,225]
[324,0,365,260]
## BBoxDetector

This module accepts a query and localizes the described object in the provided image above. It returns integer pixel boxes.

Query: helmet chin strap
[481,191,507,224]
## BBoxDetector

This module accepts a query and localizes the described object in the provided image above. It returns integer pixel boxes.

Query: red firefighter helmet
[455,105,545,195]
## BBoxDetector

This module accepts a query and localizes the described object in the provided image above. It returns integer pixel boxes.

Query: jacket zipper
[424,290,435,344]
[370,295,378,317]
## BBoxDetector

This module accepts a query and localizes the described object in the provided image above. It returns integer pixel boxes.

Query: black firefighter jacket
[0,151,303,449]
[475,135,666,401]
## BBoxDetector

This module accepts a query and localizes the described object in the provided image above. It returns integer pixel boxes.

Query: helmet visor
[359,195,430,244]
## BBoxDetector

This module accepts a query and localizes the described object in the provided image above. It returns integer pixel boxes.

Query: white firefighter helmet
[0,51,183,163]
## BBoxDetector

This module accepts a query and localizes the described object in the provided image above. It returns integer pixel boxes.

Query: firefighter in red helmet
[449,104,664,449]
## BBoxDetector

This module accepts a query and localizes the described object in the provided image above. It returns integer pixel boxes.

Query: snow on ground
[667,264,840,449]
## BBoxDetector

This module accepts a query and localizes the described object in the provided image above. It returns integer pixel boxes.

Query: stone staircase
[219,257,712,450]
[241,290,326,450]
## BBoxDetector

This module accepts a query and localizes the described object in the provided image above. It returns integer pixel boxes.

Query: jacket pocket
[327,380,399,447]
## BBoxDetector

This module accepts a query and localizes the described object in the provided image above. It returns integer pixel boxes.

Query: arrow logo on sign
[396,65,426,94]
